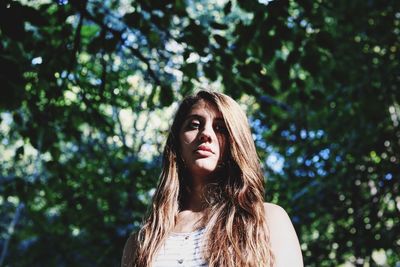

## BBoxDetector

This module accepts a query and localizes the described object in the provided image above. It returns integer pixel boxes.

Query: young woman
[121,90,303,267]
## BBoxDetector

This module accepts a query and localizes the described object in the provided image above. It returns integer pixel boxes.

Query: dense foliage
[0,0,399,266]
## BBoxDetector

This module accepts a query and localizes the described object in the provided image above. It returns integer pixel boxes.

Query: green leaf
[223,1,232,14]
[123,12,143,28]
[14,145,24,160]
[160,85,174,106]
[81,24,100,38]
[181,62,197,79]
[210,22,228,30]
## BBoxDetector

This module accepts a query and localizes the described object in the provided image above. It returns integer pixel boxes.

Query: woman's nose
[199,125,213,142]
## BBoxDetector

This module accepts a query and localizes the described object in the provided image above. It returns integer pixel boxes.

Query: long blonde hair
[133,90,274,266]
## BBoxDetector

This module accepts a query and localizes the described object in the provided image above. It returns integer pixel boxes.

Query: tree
[0,0,398,266]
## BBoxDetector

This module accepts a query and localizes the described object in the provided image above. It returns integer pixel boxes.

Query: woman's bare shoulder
[263,202,286,217]
[121,232,138,267]
[263,202,304,267]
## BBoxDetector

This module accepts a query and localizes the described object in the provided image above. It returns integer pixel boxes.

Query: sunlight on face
[179,99,228,179]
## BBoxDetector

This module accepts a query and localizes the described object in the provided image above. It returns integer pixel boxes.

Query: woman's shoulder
[263,202,295,234]
[263,202,295,222]
[263,202,304,267]
[121,232,138,267]
[263,202,286,216]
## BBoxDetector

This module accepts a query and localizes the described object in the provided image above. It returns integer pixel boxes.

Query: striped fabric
[153,227,208,267]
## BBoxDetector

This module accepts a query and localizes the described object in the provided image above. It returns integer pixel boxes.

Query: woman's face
[179,99,228,178]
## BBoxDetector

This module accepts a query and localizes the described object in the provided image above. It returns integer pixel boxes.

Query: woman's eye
[188,121,201,129]
[215,124,227,133]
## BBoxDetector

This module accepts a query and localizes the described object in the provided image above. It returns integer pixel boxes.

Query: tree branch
[0,203,24,266]
[70,1,162,87]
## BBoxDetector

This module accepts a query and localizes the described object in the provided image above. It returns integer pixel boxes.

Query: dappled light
[0,0,399,266]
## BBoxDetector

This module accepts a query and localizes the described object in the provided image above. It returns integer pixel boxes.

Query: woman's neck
[181,181,207,211]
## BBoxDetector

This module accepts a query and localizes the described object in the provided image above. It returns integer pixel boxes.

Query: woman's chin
[189,164,218,176]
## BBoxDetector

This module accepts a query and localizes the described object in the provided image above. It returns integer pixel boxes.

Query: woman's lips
[194,150,213,157]
[195,145,213,153]
[194,145,214,157]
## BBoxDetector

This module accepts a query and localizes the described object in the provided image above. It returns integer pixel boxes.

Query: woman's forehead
[187,99,222,117]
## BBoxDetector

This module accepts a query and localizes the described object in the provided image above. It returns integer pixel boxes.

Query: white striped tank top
[153,227,208,267]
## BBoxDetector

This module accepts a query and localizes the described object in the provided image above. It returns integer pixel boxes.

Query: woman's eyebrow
[185,114,203,120]
[184,114,224,122]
